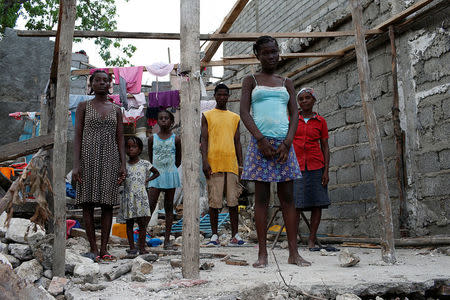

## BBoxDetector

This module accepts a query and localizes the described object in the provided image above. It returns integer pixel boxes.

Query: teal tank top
[251,75,289,138]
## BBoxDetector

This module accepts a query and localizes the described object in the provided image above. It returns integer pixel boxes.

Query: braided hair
[253,35,278,56]
[125,136,144,155]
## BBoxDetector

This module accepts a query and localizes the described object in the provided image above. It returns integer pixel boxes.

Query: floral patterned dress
[120,159,153,219]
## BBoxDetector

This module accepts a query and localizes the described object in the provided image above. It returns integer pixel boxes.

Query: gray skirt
[293,168,330,210]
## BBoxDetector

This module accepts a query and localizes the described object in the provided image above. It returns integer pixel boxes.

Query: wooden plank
[223,51,345,60]
[16,29,382,40]
[374,0,435,30]
[202,0,250,62]
[389,26,408,237]
[0,134,54,163]
[350,0,396,264]
[52,0,77,277]
[180,0,200,279]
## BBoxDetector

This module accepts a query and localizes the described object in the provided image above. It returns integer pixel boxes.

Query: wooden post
[389,26,408,237]
[52,0,77,277]
[350,0,396,264]
[180,0,201,278]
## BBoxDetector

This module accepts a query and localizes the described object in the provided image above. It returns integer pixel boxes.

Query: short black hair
[157,109,175,123]
[253,35,278,56]
[214,83,229,95]
[89,70,112,95]
[125,136,144,154]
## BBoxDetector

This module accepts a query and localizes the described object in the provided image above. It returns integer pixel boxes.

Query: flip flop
[126,249,138,255]
[309,247,321,252]
[323,245,340,252]
[102,254,117,262]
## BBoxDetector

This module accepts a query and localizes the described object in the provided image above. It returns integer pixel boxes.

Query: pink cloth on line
[129,93,146,108]
[113,66,144,94]
[108,94,121,106]
[89,68,110,75]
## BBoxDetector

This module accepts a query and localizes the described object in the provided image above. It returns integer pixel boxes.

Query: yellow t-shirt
[203,108,240,175]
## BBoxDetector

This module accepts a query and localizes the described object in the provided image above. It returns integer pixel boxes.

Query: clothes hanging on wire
[118,75,129,109]
[148,90,180,108]
[108,94,121,106]
[113,66,144,94]
[129,92,146,108]
[121,106,145,125]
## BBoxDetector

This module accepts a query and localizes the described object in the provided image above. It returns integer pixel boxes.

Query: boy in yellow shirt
[201,84,244,245]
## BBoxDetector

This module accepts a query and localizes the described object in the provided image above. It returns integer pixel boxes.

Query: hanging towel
[129,92,146,108]
[146,62,174,77]
[148,90,180,108]
[113,66,144,94]
[121,106,145,124]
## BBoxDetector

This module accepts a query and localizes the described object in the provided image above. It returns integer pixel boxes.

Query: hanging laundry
[200,100,217,114]
[89,68,110,75]
[113,66,144,94]
[128,92,146,108]
[148,90,180,108]
[146,62,174,77]
[121,106,145,125]
[108,94,121,106]
[147,119,157,127]
[69,94,95,110]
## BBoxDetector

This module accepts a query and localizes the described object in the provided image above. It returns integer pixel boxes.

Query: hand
[275,142,290,164]
[117,166,127,185]
[202,161,212,179]
[257,138,276,160]
[321,171,329,187]
[72,167,82,184]
[147,169,160,181]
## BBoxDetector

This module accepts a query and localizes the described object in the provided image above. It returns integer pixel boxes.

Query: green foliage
[0,0,136,67]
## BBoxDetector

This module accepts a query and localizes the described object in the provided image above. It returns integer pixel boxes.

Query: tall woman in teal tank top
[240,36,311,268]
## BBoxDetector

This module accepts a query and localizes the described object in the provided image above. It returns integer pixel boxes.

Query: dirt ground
[65,243,450,300]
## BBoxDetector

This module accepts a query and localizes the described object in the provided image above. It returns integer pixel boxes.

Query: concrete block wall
[222,0,450,237]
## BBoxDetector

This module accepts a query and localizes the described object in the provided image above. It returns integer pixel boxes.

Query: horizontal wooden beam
[0,134,54,163]
[16,29,383,41]
[206,83,242,91]
[223,50,345,60]
[374,0,434,30]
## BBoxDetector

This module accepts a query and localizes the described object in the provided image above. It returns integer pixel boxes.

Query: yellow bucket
[112,223,127,238]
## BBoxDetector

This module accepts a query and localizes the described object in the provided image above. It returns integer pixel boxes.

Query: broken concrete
[14,258,43,283]
[339,250,361,267]
[5,218,45,244]
[47,276,69,296]
[73,263,100,284]
[8,243,33,261]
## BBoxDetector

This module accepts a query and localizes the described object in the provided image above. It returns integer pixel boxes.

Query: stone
[65,249,94,274]
[280,240,289,249]
[66,236,90,254]
[0,211,7,237]
[9,243,33,260]
[175,236,183,244]
[0,241,8,254]
[339,250,360,267]
[31,234,54,270]
[170,259,182,268]
[336,294,362,300]
[79,283,107,292]
[3,253,20,268]
[73,263,99,284]
[15,259,43,283]
[5,218,45,244]
[44,269,53,279]
[48,276,70,296]
[0,252,12,268]
[132,256,153,275]
[139,253,158,263]
[104,262,132,281]
[36,276,51,289]
[199,262,214,270]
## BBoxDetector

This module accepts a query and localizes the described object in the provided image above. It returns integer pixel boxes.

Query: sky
[65,0,238,84]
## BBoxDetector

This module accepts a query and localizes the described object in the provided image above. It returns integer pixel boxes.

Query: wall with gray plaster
[222,0,449,237]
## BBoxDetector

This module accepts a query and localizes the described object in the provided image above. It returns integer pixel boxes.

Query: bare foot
[288,254,311,267]
[252,255,268,268]
[308,239,315,249]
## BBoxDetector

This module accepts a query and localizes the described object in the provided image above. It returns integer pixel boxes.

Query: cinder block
[439,149,450,169]
[421,173,450,197]
[337,166,360,184]
[334,128,358,147]
[329,187,353,202]
[360,163,374,181]
[369,53,389,77]
[354,144,371,161]
[418,105,435,128]
[330,147,354,167]
[326,75,347,95]
[327,202,366,219]
[358,126,368,143]
[353,182,376,201]
[416,151,440,173]
[346,107,364,124]
[374,95,393,118]
[338,88,361,108]
[329,170,337,185]
[326,111,346,130]
[443,98,450,118]
[434,122,450,142]
[369,75,389,99]
[381,137,396,158]
[318,98,339,115]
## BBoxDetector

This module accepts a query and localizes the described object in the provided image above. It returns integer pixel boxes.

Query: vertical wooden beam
[52,0,77,277]
[180,0,200,279]
[389,26,408,237]
[201,0,250,63]
[350,0,396,264]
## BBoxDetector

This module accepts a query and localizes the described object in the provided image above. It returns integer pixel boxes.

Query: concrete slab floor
[65,245,450,300]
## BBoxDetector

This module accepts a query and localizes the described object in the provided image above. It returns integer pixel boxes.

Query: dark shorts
[293,168,330,210]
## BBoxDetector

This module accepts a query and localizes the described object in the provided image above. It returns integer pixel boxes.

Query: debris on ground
[339,249,360,267]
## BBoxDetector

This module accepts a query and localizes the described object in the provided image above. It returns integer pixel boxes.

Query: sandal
[323,245,340,252]
[126,249,138,255]
[309,247,321,252]
[101,254,117,262]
